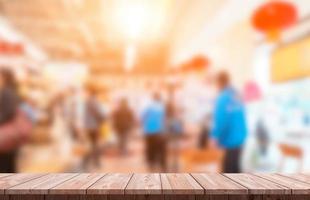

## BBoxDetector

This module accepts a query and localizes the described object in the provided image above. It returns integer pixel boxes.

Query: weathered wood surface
[0,173,309,199]
[253,173,310,195]
[191,173,247,195]
[161,173,204,195]
[224,173,290,195]
[126,173,161,195]
[8,173,78,195]
[51,173,104,194]
[88,173,131,194]
[0,173,46,194]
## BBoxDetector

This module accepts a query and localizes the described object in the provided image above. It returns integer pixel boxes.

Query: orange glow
[124,44,136,71]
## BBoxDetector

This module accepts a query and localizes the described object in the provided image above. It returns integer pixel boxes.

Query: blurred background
[0,0,309,173]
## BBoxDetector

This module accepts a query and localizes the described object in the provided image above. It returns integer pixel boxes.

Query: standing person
[198,114,211,149]
[83,87,105,169]
[141,92,167,172]
[64,87,85,141]
[0,68,20,172]
[210,71,247,173]
[166,90,183,172]
[111,98,135,156]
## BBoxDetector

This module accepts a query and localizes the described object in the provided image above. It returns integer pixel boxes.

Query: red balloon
[252,1,298,32]
[181,55,210,72]
[191,56,209,68]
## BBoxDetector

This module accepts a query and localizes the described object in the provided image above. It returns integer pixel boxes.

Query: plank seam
[189,173,205,194]
[4,173,49,194]
[85,173,108,194]
[123,173,134,195]
[159,173,163,195]
[47,173,81,194]
[250,173,292,194]
[276,173,310,185]
[222,174,252,193]
[219,173,249,194]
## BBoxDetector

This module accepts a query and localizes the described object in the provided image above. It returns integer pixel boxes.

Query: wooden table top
[0,173,310,195]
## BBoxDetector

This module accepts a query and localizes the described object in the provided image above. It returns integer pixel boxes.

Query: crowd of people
[0,66,248,173]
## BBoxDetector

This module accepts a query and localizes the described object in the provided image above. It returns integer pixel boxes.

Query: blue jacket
[142,101,165,134]
[211,87,247,149]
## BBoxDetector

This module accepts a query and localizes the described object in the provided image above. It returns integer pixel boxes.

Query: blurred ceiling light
[117,3,147,40]
[114,0,170,41]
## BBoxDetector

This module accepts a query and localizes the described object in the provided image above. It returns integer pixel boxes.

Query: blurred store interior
[0,0,309,173]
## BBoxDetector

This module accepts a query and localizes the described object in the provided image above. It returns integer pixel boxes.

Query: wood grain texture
[7,173,78,194]
[280,173,310,184]
[80,195,107,200]
[0,173,46,194]
[0,174,12,179]
[262,195,291,200]
[45,195,83,200]
[209,195,228,200]
[87,173,132,195]
[165,195,196,200]
[224,174,290,195]
[191,173,247,195]
[9,195,44,200]
[253,173,310,195]
[50,173,104,194]
[125,173,161,195]
[228,195,248,200]
[125,195,163,200]
[161,173,204,195]
[0,195,9,200]
[292,195,310,200]
[250,196,263,200]
[0,173,310,198]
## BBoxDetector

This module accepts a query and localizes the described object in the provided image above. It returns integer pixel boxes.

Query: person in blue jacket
[211,71,247,173]
[141,92,167,172]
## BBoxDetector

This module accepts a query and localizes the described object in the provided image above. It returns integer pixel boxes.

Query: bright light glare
[113,0,169,41]
[115,3,150,40]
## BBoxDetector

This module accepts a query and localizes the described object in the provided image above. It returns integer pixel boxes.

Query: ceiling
[0,0,192,73]
[0,0,309,74]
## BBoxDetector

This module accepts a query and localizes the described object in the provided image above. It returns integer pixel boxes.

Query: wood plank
[292,195,310,200]
[45,195,83,200]
[81,195,108,200]
[280,173,310,184]
[161,173,204,195]
[228,195,248,200]
[125,195,163,200]
[50,173,104,194]
[10,195,44,200]
[0,174,12,179]
[0,173,46,194]
[191,173,247,195]
[0,195,9,200]
[262,195,291,200]
[87,173,132,195]
[253,173,310,195]
[164,195,196,200]
[125,173,161,195]
[224,174,290,195]
[7,173,78,194]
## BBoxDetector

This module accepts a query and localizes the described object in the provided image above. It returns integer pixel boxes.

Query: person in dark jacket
[112,98,135,155]
[0,68,20,172]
